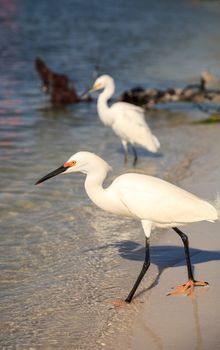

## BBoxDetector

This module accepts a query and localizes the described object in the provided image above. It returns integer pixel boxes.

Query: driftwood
[35,57,91,106]
[120,70,220,110]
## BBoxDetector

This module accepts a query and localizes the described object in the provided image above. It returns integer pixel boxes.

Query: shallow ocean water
[0,0,220,348]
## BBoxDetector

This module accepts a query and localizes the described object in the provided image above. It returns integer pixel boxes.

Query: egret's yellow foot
[111,299,128,307]
[167,279,209,296]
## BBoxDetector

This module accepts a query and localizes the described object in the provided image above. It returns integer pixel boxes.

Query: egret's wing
[111,102,160,152]
[113,101,145,116]
[118,175,216,224]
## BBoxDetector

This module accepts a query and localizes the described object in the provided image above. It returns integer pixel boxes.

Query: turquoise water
[1,0,220,348]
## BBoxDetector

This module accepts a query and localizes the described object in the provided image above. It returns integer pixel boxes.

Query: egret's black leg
[131,145,138,167]
[124,150,128,164]
[122,140,128,164]
[125,237,150,303]
[172,227,194,280]
[168,227,209,296]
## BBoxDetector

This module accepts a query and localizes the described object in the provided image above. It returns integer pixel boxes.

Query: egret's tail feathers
[213,193,220,221]
[153,135,160,150]
[144,135,160,153]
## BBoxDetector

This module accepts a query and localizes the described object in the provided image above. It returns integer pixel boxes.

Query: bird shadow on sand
[116,240,220,298]
[89,240,220,298]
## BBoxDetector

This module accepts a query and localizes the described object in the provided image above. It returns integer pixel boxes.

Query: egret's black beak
[35,165,67,185]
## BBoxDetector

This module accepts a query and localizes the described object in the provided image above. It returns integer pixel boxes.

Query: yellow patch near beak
[92,82,102,91]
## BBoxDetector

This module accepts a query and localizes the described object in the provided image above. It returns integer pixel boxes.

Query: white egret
[87,75,160,166]
[36,151,218,304]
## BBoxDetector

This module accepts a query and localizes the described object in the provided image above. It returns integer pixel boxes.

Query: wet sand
[100,123,220,350]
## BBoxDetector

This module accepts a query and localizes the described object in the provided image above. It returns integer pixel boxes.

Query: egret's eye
[71,160,76,166]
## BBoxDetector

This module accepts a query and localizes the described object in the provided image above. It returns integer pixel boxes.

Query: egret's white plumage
[90,75,160,165]
[60,152,217,228]
[36,151,218,303]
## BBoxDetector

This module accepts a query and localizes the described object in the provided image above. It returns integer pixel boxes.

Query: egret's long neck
[97,81,115,127]
[84,169,108,210]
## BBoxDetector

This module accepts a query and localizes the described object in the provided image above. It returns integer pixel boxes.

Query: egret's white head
[35,151,111,185]
[64,152,112,175]
[91,74,115,92]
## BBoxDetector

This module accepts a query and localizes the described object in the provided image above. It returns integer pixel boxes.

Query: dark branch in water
[35,57,92,106]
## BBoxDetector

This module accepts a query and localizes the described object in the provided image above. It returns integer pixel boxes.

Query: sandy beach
[99,123,220,350]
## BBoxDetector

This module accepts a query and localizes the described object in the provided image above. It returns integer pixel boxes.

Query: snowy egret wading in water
[36,152,218,304]
[87,75,160,166]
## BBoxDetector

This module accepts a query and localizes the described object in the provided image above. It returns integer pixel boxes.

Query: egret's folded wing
[113,101,145,116]
[119,183,216,224]
[111,102,160,152]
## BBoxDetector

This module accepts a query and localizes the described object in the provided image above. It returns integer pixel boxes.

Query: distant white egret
[36,151,217,305]
[87,75,160,166]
